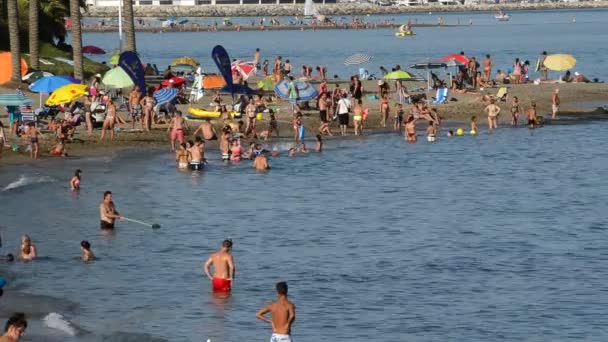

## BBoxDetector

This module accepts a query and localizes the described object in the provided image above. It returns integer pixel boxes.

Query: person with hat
[573,71,590,83]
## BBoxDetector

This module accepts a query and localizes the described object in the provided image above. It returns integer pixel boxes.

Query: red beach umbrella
[440,54,469,66]
[82,45,106,54]
[231,61,256,81]
[160,77,186,87]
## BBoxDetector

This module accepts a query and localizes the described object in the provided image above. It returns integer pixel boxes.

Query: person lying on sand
[573,72,591,83]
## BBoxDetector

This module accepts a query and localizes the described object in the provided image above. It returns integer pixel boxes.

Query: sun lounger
[432,88,448,104]
[496,87,508,101]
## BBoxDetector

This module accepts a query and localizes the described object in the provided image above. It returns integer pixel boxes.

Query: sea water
[81,9,608,81]
[1,116,608,340]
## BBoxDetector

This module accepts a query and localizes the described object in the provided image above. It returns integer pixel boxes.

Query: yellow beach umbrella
[171,56,199,67]
[543,54,576,71]
[384,70,412,80]
[46,84,88,106]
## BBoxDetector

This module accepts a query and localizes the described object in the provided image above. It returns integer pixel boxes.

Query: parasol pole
[118,0,123,51]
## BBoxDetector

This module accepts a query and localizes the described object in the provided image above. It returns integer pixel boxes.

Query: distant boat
[495,11,510,21]
[304,0,320,20]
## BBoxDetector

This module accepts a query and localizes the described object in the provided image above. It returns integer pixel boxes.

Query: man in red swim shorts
[203,239,235,293]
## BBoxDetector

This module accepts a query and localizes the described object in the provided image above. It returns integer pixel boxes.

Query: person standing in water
[25,122,42,159]
[510,96,521,126]
[192,118,218,141]
[20,235,36,261]
[203,239,236,293]
[0,313,27,342]
[167,111,188,152]
[527,102,538,128]
[256,282,296,342]
[80,240,95,262]
[99,191,121,230]
[551,88,560,119]
[484,99,501,131]
[70,169,82,191]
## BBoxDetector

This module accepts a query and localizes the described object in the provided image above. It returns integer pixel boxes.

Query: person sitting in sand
[253,154,270,170]
[495,69,509,84]
[573,72,590,83]
[560,71,573,83]
[80,240,95,262]
[20,235,36,261]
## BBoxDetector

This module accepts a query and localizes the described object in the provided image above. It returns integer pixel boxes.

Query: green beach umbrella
[384,70,412,80]
[0,93,33,106]
[102,66,134,89]
[109,52,120,65]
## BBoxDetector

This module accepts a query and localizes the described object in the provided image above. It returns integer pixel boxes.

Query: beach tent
[203,75,226,89]
[102,66,135,89]
[0,52,28,85]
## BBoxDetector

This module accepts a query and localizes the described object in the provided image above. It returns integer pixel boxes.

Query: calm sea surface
[1,9,608,342]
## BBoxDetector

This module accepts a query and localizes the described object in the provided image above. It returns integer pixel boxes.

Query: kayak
[187,107,240,119]
[395,31,415,37]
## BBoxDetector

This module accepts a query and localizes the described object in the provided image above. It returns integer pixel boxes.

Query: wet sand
[1,81,607,164]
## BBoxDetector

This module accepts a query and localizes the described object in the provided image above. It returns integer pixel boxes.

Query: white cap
[377,80,385,85]
[574,71,580,76]
[95,73,101,78]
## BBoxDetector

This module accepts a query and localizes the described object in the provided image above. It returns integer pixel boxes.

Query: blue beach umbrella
[29,76,74,93]
[153,88,178,106]
[274,80,318,102]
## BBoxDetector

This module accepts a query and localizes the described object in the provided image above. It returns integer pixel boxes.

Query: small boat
[395,31,415,37]
[495,11,510,21]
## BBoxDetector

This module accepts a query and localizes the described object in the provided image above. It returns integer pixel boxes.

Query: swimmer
[447,130,454,137]
[470,116,478,135]
[253,154,270,170]
[70,169,82,191]
[425,121,437,142]
[288,148,296,157]
[203,239,235,293]
[80,240,95,262]
[230,139,242,162]
[175,142,191,169]
[256,281,296,342]
[315,134,323,152]
[99,190,121,230]
[20,235,36,261]
[404,116,416,143]
[298,143,309,153]
[0,313,27,341]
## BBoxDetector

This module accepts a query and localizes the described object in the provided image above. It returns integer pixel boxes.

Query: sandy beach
[1,80,607,165]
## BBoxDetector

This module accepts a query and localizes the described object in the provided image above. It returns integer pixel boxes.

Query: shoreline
[83,2,608,18]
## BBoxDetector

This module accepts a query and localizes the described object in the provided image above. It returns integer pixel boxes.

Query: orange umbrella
[0,52,28,85]
[203,75,226,89]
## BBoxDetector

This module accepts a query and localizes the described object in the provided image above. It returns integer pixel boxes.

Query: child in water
[20,235,37,261]
[470,116,478,135]
[426,121,437,142]
[393,103,404,131]
[80,240,95,262]
[230,139,242,162]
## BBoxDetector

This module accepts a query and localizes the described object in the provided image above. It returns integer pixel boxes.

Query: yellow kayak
[187,107,240,119]
[395,31,415,37]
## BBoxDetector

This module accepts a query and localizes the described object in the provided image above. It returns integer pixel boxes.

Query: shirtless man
[256,282,296,342]
[0,313,27,342]
[99,191,121,230]
[253,48,261,69]
[167,111,188,151]
[219,126,231,162]
[203,239,236,293]
[193,118,217,141]
[128,86,142,130]
[468,57,478,85]
[484,99,501,130]
[527,102,538,128]
[189,137,205,170]
[483,54,492,82]
[24,122,42,159]
[551,88,560,119]
[253,154,270,170]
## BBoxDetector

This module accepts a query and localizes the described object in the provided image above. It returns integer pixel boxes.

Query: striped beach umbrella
[154,88,178,106]
[0,93,33,106]
[274,80,318,102]
[344,53,372,66]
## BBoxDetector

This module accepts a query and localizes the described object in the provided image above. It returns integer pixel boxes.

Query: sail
[304,0,319,18]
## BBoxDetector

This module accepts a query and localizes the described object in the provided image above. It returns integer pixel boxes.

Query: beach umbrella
[410,62,447,90]
[82,45,106,54]
[440,54,469,65]
[0,52,28,85]
[0,93,33,106]
[383,70,412,80]
[231,61,256,80]
[203,75,226,89]
[29,76,74,93]
[543,54,576,71]
[161,77,186,87]
[274,80,318,102]
[171,63,196,72]
[171,56,199,67]
[344,53,372,66]
[22,71,53,83]
[257,76,275,91]
[102,67,135,89]
[153,87,178,106]
[46,84,88,106]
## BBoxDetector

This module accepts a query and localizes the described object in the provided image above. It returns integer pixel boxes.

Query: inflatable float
[395,31,415,37]
[187,107,239,119]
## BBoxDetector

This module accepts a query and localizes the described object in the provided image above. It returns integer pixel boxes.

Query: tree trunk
[29,0,40,70]
[123,0,136,52]
[7,0,21,82]
[70,0,83,80]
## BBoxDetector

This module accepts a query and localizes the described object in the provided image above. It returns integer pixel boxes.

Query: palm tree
[69,0,83,80]
[7,0,21,81]
[29,0,40,70]
[123,0,136,52]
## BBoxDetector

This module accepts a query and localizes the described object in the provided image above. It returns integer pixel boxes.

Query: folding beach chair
[432,88,448,104]
[496,87,508,101]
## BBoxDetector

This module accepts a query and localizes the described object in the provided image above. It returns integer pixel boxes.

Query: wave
[43,312,77,336]
[2,175,55,192]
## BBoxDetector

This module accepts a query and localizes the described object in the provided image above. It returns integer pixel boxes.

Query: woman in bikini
[245,100,257,138]
[140,90,156,131]
[20,234,37,261]
[380,94,390,128]
[404,115,417,143]
[100,96,117,141]
[510,96,521,126]
[230,138,242,162]
[293,113,303,143]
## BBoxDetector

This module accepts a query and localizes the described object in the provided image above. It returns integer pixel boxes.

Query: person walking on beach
[483,54,492,82]
[168,111,188,151]
[100,96,117,141]
[99,191,121,230]
[140,89,156,131]
[551,89,560,119]
[203,239,236,293]
[256,281,296,342]
[25,122,42,159]
[0,313,27,342]
[128,86,142,130]
[485,99,501,131]
[337,93,351,136]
